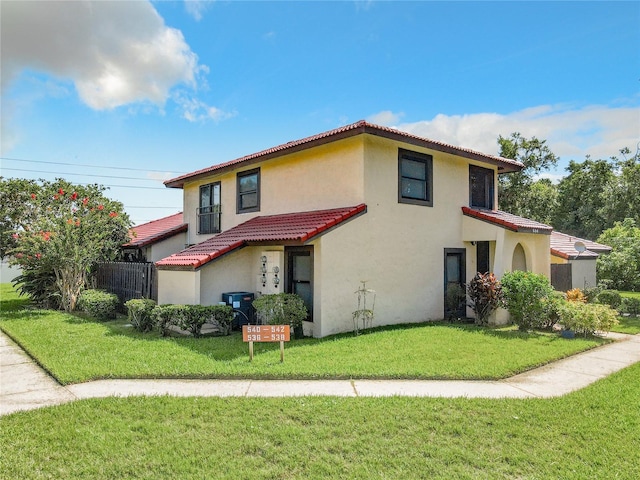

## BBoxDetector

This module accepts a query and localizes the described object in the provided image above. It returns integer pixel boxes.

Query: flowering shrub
[6,178,130,311]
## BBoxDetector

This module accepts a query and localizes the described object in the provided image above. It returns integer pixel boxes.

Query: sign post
[242,325,291,362]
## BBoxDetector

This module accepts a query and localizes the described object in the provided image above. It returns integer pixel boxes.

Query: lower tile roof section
[462,207,553,234]
[124,212,187,248]
[550,231,611,260]
[156,204,367,270]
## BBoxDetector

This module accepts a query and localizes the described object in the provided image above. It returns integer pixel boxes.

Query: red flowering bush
[4,178,131,311]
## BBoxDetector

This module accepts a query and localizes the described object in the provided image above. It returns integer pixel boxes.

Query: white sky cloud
[1,0,209,111]
[184,0,214,22]
[380,103,639,168]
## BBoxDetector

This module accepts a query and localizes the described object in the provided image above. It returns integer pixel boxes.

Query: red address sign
[242,325,290,342]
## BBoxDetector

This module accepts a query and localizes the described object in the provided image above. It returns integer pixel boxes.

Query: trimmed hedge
[150,304,233,337]
[77,289,119,321]
[124,298,157,332]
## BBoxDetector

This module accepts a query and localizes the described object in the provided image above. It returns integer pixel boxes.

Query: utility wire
[1,156,187,175]
[1,167,168,182]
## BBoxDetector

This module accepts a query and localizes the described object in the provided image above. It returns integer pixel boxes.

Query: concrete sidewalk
[2,330,639,416]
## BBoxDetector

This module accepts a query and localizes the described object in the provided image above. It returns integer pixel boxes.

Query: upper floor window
[469,165,495,209]
[398,149,433,207]
[237,168,260,213]
[198,182,221,234]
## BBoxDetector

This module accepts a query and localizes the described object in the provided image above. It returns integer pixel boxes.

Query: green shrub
[596,290,622,309]
[149,304,234,337]
[207,305,234,335]
[500,271,554,330]
[542,291,566,329]
[253,293,307,329]
[124,298,157,332]
[582,285,602,303]
[620,297,640,316]
[77,289,119,320]
[11,265,61,310]
[466,272,502,325]
[152,304,183,337]
[558,301,619,336]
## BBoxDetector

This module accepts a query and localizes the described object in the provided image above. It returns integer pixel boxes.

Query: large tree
[600,148,640,227]
[596,218,640,291]
[4,178,131,311]
[553,157,615,240]
[497,132,558,223]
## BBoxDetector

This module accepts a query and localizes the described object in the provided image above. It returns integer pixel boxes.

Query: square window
[237,168,260,213]
[398,149,433,206]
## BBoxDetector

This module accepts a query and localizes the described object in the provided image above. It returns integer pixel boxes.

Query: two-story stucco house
[156,121,553,337]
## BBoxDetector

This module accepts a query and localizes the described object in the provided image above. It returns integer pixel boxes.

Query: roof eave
[164,122,523,189]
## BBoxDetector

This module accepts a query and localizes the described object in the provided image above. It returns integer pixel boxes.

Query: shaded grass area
[1,363,639,480]
[1,285,606,384]
[611,316,640,334]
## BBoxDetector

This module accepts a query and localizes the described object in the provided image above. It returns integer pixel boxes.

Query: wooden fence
[551,263,572,292]
[94,262,157,308]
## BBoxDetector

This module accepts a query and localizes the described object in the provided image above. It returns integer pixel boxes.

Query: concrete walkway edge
[2,330,639,416]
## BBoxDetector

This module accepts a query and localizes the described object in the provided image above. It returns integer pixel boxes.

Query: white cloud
[381,102,640,167]
[184,0,213,22]
[1,0,201,110]
[174,94,236,123]
[366,110,404,126]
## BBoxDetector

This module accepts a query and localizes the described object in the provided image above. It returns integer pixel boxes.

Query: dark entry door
[286,247,313,321]
[444,248,466,319]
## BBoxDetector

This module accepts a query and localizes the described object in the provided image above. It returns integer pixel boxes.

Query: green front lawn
[1,363,639,479]
[621,291,640,299]
[1,285,606,384]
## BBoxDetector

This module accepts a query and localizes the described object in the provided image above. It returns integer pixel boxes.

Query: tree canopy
[2,177,131,311]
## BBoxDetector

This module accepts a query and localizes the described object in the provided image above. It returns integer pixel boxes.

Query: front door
[444,248,466,319]
[286,247,313,321]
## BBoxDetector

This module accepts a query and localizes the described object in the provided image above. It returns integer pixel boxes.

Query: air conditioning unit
[257,251,284,295]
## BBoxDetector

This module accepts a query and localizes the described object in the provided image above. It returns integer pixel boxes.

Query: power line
[1,167,167,182]
[1,156,187,175]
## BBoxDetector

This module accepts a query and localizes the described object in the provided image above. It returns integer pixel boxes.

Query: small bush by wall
[500,271,554,331]
[77,289,119,321]
[596,290,622,309]
[253,293,307,329]
[149,304,233,337]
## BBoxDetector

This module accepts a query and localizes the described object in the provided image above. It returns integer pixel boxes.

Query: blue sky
[2,0,639,226]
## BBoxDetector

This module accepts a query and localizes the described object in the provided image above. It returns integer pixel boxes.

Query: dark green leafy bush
[596,290,622,309]
[151,304,183,337]
[500,271,554,330]
[11,266,61,310]
[124,298,157,332]
[253,293,307,329]
[466,272,502,325]
[149,304,234,337]
[77,289,119,320]
[620,297,640,316]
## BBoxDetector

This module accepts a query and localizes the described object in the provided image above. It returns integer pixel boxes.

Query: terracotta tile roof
[164,121,523,188]
[462,207,553,234]
[156,204,367,270]
[124,212,187,248]
[550,231,611,260]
